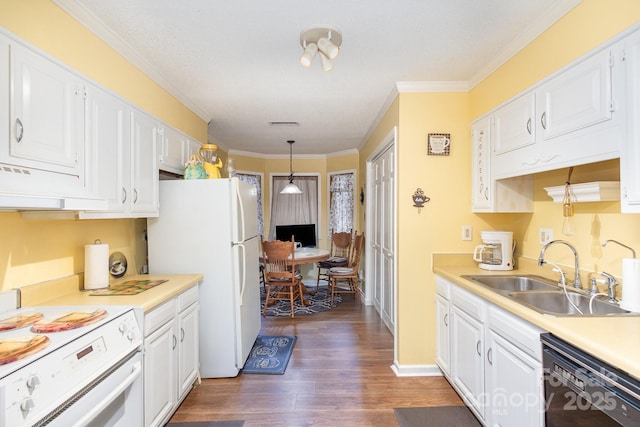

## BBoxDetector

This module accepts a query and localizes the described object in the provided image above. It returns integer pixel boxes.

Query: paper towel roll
[621,258,640,312]
[84,242,109,290]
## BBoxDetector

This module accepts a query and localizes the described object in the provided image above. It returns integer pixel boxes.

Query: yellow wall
[0,0,207,290]
[362,0,640,367]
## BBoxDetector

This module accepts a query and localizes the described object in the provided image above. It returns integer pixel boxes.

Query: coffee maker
[473,231,514,271]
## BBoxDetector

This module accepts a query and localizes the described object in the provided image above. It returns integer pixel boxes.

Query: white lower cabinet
[144,285,199,427]
[450,285,486,421]
[435,275,545,426]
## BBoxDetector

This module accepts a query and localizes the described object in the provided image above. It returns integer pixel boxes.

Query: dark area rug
[394,406,481,427]
[166,421,244,426]
[241,335,296,374]
[261,285,342,317]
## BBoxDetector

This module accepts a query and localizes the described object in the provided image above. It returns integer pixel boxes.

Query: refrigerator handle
[235,180,247,243]
[237,242,246,306]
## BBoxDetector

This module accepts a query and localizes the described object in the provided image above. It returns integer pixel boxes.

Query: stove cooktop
[0,305,138,379]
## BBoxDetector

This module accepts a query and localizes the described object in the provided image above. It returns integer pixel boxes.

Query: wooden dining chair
[261,236,304,318]
[327,232,364,305]
[315,229,352,291]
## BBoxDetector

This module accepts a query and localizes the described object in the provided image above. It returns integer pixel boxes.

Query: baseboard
[390,362,443,377]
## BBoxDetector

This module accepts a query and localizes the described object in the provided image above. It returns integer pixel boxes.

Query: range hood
[0,163,107,211]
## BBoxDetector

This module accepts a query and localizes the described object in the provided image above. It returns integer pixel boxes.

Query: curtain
[329,173,354,233]
[269,176,318,240]
[235,173,264,237]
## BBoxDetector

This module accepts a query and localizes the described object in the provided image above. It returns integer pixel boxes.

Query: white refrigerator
[147,178,261,378]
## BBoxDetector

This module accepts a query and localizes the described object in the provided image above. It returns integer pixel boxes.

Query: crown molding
[53,0,212,122]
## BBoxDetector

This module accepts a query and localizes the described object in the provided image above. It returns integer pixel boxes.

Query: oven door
[44,351,143,427]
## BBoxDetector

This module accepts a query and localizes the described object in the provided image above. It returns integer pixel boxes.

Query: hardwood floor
[169,293,464,426]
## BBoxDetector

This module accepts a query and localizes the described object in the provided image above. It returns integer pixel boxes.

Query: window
[235,172,264,237]
[328,171,355,234]
[269,175,319,240]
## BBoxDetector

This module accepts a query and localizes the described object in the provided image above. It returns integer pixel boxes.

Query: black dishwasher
[541,333,640,426]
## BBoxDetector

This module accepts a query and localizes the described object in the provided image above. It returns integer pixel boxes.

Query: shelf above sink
[544,181,620,203]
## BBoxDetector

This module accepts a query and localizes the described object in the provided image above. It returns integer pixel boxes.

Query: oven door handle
[71,360,142,427]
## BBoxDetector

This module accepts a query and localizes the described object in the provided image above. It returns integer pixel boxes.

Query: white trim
[396,81,469,92]
[228,149,358,159]
[52,0,211,122]
[467,0,583,89]
[391,362,444,377]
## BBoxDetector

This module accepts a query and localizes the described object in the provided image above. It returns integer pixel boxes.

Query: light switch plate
[462,225,472,241]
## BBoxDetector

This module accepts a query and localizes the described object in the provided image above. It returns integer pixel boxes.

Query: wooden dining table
[292,248,330,300]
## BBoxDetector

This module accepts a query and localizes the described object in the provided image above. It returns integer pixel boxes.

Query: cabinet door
[487,331,543,427]
[0,37,8,148]
[177,302,199,400]
[451,305,485,420]
[471,117,492,211]
[7,43,80,175]
[83,84,128,213]
[144,320,176,427]
[435,294,450,376]
[130,109,159,215]
[622,30,640,212]
[537,49,612,142]
[159,126,186,174]
[492,91,536,155]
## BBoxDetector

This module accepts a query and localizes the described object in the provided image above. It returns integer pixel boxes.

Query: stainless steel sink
[461,274,636,316]
[462,274,559,292]
[508,291,630,316]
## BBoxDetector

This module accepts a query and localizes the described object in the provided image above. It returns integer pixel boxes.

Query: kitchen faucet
[538,240,582,289]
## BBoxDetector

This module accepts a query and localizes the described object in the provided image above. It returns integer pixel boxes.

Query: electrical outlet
[539,228,553,245]
[462,225,472,241]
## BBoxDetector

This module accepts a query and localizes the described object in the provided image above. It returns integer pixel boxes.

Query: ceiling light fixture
[281,140,302,194]
[299,27,342,71]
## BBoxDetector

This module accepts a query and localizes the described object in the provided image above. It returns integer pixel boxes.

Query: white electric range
[0,290,143,427]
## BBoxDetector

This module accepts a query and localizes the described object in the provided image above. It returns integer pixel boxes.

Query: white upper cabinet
[158,126,186,175]
[622,28,640,213]
[471,116,533,213]
[80,92,159,219]
[490,46,624,180]
[5,41,82,176]
[80,84,129,216]
[492,91,536,156]
[129,109,160,216]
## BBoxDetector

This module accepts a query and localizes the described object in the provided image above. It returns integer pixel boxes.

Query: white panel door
[370,144,395,333]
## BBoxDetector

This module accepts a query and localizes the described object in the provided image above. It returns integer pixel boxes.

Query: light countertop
[433,253,640,380]
[19,274,203,313]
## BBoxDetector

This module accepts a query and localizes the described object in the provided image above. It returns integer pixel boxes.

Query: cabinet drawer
[144,299,176,337]
[178,284,199,312]
[488,305,543,361]
[451,286,485,321]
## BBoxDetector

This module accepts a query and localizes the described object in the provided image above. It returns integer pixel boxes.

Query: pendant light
[281,140,302,194]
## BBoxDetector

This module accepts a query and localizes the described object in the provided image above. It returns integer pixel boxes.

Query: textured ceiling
[54,0,581,155]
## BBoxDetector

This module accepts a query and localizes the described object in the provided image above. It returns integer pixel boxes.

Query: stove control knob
[119,323,127,334]
[126,331,135,341]
[26,374,41,392]
[20,397,35,414]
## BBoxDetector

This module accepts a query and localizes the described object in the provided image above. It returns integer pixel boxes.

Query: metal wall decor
[412,188,430,213]
[428,133,451,156]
